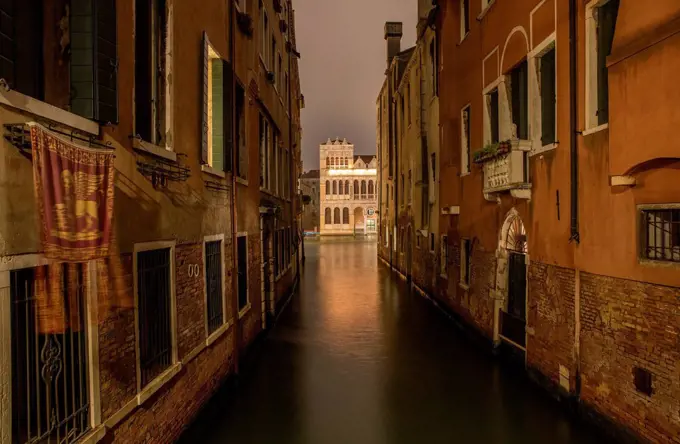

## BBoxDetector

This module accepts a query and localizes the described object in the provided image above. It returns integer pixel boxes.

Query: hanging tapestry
[30,123,115,261]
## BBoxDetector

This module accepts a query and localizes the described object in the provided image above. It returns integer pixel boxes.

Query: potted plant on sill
[472,140,512,164]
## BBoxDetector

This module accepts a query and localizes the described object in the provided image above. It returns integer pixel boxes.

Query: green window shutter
[211,59,224,172]
[223,60,234,172]
[71,0,118,123]
[597,0,620,125]
[201,32,209,164]
[541,48,556,145]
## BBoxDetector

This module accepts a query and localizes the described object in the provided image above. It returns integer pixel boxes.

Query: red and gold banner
[30,123,115,261]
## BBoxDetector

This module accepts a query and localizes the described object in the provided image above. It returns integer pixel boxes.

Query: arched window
[332,180,337,195]
[329,157,334,167]
[344,180,350,195]
[324,208,331,224]
[343,207,350,224]
[368,180,374,195]
[333,207,341,224]
[361,180,367,195]
[353,180,359,195]
[326,157,330,168]
[325,180,330,195]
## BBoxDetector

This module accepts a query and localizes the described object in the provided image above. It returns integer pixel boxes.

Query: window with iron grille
[205,240,224,334]
[237,235,249,311]
[11,264,90,444]
[642,209,680,263]
[137,248,173,388]
[461,238,471,285]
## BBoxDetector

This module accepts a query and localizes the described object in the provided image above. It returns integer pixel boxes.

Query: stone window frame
[528,32,558,157]
[0,255,103,444]
[460,0,470,42]
[203,234,232,347]
[461,103,472,176]
[132,240,181,406]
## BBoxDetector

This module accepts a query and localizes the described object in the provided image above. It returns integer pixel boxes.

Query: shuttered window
[510,60,528,140]
[540,48,556,145]
[236,83,247,179]
[489,89,499,144]
[596,0,619,125]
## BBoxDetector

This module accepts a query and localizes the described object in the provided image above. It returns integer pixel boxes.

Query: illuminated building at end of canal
[319,138,378,236]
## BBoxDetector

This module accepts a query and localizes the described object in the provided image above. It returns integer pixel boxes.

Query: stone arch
[500,26,530,74]
[333,207,341,224]
[368,180,374,195]
[342,207,350,224]
[500,208,528,253]
[332,180,337,195]
[353,207,365,228]
[325,180,330,195]
[344,180,350,195]
[353,180,359,195]
[324,207,331,224]
[361,180,367,195]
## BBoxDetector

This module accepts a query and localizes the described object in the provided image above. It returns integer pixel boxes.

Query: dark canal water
[180,240,606,444]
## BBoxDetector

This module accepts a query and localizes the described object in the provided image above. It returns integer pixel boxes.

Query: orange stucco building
[380,0,680,442]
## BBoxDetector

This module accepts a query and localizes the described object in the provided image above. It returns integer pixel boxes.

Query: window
[510,60,528,140]
[345,180,350,195]
[136,0,167,145]
[407,83,412,125]
[368,180,374,196]
[429,233,435,253]
[393,227,397,252]
[326,180,331,195]
[259,114,270,187]
[586,0,619,129]
[235,0,246,12]
[461,238,471,285]
[460,0,470,40]
[416,233,421,248]
[488,89,499,143]
[430,38,439,97]
[430,153,437,183]
[205,239,224,335]
[273,230,280,275]
[324,207,331,224]
[461,105,471,174]
[261,10,268,63]
[642,208,680,263]
[407,171,412,204]
[271,37,277,73]
[343,207,350,224]
[441,235,449,275]
[332,180,337,195]
[10,264,90,444]
[236,83,248,179]
[633,367,653,396]
[237,235,249,313]
[278,53,283,90]
[334,207,341,224]
[539,47,556,145]
[361,180,367,195]
[204,39,225,170]
[137,247,174,388]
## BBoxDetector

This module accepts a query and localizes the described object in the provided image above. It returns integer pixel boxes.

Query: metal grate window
[137,248,172,387]
[11,264,90,444]
[642,209,680,263]
[205,241,224,334]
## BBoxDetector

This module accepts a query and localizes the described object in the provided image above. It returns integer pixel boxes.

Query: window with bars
[237,235,249,311]
[137,248,173,388]
[11,264,90,444]
[205,240,224,334]
[642,209,680,263]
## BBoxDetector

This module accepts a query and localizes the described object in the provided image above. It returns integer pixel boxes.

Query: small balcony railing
[474,139,531,201]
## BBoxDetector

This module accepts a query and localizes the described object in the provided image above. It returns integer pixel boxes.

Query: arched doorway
[495,209,528,350]
[353,207,365,234]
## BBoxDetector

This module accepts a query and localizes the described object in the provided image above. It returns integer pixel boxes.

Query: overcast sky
[294,0,417,171]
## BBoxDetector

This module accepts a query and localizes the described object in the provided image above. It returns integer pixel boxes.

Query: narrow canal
[180,240,607,444]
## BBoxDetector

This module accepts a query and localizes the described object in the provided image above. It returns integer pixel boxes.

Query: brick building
[300,169,320,233]
[377,1,441,297]
[379,0,680,442]
[0,0,302,443]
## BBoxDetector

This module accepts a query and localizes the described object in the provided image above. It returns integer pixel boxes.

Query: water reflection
[180,240,607,444]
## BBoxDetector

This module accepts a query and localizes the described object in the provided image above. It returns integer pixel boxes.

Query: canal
[180,240,607,444]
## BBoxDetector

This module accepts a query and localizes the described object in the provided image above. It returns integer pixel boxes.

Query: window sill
[530,142,559,157]
[477,0,496,20]
[78,425,107,444]
[459,32,470,45]
[459,282,470,291]
[236,176,249,186]
[581,123,609,137]
[460,171,471,177]
[201,164,226,178]
[238,302,252,320]
[206,319,234,347]
[133,138,177,162]
[639,258,680,268]
[137,362,182,405]
[0,88,99,135]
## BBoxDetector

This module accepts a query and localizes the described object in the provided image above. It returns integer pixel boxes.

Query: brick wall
[412,237,436,296]
[107,330,235,444]
[176,243,205,360]
[580,272,680,443]
[526,262,576,392]
[98,254,137,419]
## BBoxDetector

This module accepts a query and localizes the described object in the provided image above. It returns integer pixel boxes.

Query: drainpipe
[228,0,241,374]
[569,0,579,244]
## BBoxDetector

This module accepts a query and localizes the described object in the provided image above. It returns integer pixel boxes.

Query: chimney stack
[384,22,403,69]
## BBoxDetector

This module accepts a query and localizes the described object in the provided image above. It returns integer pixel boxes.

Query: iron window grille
[137,248,173,388]
[205,241,224,334]
[11,263,90,444]
[642,209,680,263]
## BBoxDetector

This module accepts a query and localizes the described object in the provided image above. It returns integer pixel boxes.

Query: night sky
[294,0,417,171]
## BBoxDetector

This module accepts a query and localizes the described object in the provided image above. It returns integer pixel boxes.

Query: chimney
[384,22,403,69]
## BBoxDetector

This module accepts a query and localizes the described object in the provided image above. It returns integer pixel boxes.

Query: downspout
[569,0,579,244]
[228,0,241,374]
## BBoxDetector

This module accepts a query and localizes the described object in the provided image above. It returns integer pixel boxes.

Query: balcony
[474,140,531,202]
